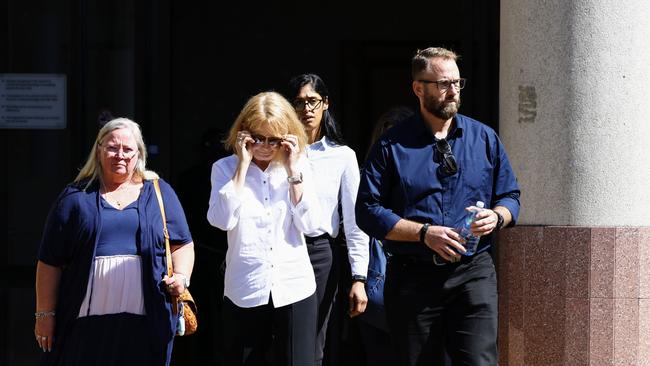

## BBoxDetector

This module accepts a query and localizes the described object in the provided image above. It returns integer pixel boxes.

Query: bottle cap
[476,201,485,208]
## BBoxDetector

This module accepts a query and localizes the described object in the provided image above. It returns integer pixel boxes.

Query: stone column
[499,0,650,365]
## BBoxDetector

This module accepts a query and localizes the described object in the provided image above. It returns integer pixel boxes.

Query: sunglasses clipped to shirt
[435,138,458,176]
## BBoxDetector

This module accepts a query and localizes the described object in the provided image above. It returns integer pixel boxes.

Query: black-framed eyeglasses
[435,138,458,176]
[292,98,323,112]
[417,78,466,92]
[251,134,283,148]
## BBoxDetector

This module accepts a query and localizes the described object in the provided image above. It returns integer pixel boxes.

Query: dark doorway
[2,1,499,364]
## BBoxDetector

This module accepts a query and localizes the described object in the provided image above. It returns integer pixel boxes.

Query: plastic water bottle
[458,201,485,256]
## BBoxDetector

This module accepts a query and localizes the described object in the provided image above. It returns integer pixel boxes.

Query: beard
[424,95,461,120]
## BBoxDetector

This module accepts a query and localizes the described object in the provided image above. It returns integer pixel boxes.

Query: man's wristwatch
[351,275,367,283]
[419,223,430,244]
[494,211,504,231]
[287,172,303,184]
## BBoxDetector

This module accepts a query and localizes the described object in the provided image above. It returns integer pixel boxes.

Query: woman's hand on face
[281,134,300,172]
[234,131,253,165]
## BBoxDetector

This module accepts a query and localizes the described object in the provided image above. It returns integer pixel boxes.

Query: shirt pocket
[400,164,440,206]
[459,161,492,194]
[236,213,269,256]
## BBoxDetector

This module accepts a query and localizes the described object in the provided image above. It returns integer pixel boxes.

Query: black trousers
[306,234,341,366]
[384,251,498,366]
[357,320,397,366]
[222,293,317,366]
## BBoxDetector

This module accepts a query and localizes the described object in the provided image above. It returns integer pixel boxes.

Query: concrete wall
[500,0,650,226]
[499,1,650,364]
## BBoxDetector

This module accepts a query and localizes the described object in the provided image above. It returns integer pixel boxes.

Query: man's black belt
[389,252,481,266]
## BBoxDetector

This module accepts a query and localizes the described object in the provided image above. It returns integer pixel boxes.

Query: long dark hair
[287,73,345,146]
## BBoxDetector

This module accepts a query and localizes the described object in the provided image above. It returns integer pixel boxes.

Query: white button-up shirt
[207,155,321,308]
[306,137,369,277]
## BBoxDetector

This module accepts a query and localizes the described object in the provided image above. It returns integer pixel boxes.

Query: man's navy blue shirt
[356,112,521,258]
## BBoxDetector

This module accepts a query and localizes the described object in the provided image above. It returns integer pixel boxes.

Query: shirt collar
[308,136,330,151]
[450,114,466,139]
[416,112,465,140]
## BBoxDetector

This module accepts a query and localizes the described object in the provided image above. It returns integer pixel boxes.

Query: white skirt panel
[78,255,146,318]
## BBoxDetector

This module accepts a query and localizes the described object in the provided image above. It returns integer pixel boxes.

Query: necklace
[106,190,122,208]
[103,188,124,208]
[102,181,140,209]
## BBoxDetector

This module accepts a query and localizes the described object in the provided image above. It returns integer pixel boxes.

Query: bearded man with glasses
[356,47,521,366]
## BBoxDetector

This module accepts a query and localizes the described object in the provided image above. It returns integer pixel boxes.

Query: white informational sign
[0,74,67,129]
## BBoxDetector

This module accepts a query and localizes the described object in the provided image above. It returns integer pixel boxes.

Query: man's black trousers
[384,250,498,366]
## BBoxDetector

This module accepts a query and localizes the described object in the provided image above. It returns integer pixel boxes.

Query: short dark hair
[411,47,460,80]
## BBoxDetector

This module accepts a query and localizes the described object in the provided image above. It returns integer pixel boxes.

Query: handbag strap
[152,179,179,316]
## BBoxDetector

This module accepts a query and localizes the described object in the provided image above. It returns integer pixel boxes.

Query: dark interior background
[1,0,500,364]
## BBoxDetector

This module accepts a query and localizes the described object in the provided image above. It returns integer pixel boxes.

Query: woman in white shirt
[207,91,321,366]
[287,74,370,366]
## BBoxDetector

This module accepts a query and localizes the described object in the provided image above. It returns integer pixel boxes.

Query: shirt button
[264,197,268,200]
[263,181,266,184]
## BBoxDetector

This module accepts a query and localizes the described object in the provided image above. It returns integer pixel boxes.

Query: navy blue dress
[38,179,192,366]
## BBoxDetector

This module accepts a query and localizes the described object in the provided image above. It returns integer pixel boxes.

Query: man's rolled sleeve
[492,136,521,226]
[355,140,402,240]
[494,194,520,225]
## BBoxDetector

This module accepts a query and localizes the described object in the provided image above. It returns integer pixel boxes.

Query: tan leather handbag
[153,179,197,336]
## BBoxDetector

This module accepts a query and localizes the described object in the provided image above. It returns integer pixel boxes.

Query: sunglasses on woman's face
[251,134,283,148]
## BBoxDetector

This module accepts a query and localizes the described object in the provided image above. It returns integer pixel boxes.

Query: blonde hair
[74,117,158,189]
[224,91,308,155]
[411,47,460,80]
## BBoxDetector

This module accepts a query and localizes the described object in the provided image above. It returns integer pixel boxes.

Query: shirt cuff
[494,197,520,225]
[350,260,369,277]
[375,212,402,240]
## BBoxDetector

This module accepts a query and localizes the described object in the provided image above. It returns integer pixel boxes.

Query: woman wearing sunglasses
[207,91,321,366]
[286,74,369,366]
